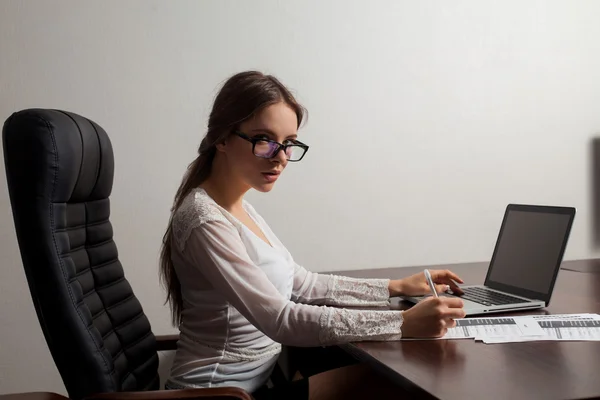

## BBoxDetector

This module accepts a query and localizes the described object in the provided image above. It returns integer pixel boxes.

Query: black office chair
[2,109,252,400]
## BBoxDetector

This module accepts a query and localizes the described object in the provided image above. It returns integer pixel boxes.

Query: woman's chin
[249,173,281,192]
[254,182,276,193]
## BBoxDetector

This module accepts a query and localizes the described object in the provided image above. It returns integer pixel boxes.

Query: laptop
[403,204,576,316]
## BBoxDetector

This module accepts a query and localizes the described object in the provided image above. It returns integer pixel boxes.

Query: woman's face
[218,101,300,192]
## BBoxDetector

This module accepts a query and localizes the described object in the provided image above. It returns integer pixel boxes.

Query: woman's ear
[215,129,233,152]
[215,138,228,152]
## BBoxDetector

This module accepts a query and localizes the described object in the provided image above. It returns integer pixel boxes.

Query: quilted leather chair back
[2,109,159,399]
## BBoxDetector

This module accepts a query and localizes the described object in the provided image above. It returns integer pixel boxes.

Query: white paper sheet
[480,314,600,343]
[439,313,600,344]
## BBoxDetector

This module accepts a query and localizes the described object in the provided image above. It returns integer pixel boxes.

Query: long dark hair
[159,71,307,326]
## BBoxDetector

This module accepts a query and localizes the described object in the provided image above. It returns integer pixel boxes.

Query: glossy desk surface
[335,260,600,400]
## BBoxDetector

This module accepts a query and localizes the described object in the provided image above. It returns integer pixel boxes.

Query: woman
[159,71,466,400]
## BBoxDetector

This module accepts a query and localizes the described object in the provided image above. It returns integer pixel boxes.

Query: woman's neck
[200,157,249,213]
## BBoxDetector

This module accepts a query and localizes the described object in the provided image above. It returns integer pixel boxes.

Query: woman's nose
[271,147,288,164]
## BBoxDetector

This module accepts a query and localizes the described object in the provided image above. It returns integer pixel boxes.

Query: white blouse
[165,188,404,392]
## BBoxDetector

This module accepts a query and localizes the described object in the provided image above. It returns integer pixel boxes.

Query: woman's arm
[291,263,392,307]
[180,219,405,347]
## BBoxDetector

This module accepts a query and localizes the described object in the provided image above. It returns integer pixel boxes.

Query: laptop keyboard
[459,287,527,306]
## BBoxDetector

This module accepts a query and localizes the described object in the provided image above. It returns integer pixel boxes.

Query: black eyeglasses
[234,131,309,162]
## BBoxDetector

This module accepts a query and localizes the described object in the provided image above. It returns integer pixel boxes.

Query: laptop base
[402,285,545,316]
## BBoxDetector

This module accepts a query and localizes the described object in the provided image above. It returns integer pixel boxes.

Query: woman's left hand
[389,269,465,297]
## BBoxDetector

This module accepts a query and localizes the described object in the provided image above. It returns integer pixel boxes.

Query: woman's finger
[432,269,464,284]
[445,318,457,329]
[435,283,451,293]
[433,276,464,295]
[444,307,467,319]
[448,279,464,295]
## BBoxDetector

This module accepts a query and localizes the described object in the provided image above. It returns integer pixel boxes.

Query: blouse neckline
[193,187,276,249]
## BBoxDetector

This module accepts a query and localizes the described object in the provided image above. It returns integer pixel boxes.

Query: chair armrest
[155,334,179,351]
[86,388,253,400]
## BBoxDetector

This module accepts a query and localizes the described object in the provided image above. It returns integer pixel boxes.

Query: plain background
[2,0,600,394]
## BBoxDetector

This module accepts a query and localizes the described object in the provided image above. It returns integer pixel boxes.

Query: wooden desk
[334,260,600,400]
[560,258,600,273]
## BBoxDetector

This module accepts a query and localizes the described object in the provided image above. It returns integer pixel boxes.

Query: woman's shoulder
[174,188,228,224]
[171,188,231,250]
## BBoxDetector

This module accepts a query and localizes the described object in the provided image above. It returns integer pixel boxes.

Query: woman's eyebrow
[251,128,297,140]
[250,128,275,138]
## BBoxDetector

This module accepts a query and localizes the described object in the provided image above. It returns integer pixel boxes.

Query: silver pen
[424,269,438,298]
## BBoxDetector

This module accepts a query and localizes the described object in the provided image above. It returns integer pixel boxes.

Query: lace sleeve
[319,308,404,345]
[327,275,390,307]
[292,263,391,307]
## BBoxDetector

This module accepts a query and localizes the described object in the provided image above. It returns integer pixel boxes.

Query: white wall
[2,0,600,394]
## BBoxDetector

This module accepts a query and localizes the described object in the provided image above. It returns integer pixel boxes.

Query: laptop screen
[485,205,575,303]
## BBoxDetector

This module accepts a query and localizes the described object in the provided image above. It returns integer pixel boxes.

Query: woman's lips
[262,171,280,183]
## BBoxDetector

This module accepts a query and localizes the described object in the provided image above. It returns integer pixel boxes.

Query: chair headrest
[3,108,114,204]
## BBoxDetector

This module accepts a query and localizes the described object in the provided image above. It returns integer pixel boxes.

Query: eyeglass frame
[233,130,309,162]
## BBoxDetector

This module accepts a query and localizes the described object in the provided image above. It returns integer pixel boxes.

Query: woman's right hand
[401,296,466,338]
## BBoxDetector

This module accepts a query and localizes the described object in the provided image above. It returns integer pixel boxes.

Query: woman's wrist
[388,279,405,297]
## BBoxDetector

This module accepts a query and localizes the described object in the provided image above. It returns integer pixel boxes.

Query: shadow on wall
[0,116,17,249]
[0,154,15,246]
[0,113,33,294]
[591,138,600,249]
